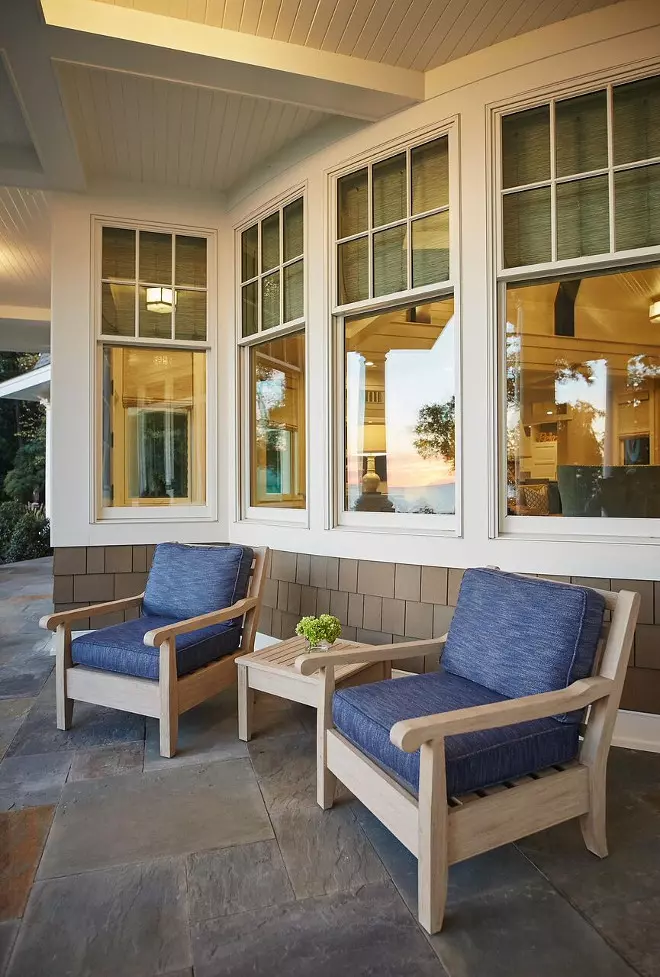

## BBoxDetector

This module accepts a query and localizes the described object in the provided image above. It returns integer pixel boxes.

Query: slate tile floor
[1,558,660,977]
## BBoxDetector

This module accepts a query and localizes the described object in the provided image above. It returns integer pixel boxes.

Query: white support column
[42,398,52,520]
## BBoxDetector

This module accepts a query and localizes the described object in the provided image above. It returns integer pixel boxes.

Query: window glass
[337,136,450,305]
[505,264,660,518]
[250,332,305,508]
[102,346,206,507]
[101,283,135,337]
[139,285,172,340]
[102,227,135,279]
[175,290,207,342]
[139,231,171,284]
[175,236,207,288]
[240,196,304,335]
[501,75,660,268]
[344,296,455,514]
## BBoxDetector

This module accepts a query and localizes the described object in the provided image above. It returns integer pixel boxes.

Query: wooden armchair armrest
[143,596,259,647]
[296,636,447,675]
[391,676,614,752]
[40,594,145,631]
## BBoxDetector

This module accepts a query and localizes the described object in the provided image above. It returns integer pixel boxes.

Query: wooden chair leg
[580,763,608,857]
[417,739,449,934]
[159,638,178,758]
[55,624,73,730]
[317,665,337,810]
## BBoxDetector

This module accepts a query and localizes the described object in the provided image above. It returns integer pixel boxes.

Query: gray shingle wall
[52,546,660,713]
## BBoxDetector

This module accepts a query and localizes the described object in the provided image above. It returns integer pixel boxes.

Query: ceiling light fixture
[146,286,174,314]
[365,360,375,367]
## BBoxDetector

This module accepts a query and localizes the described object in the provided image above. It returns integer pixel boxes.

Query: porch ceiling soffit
[1,2,86,192]
[41,0,425,123]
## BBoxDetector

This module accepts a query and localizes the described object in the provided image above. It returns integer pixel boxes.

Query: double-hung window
[238,194,306,516]
[333,130,459,530]
[497,74,660,534]
[97,222,212,517]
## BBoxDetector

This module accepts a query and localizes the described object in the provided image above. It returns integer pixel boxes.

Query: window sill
[500,514,660,543]
[98,505,216,523]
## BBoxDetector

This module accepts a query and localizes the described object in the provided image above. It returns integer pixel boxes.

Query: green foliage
[4,439,46,503]
[0,503,51,564]
[0,352,47,504]
[413,396,455,471]
[295,614,342,647]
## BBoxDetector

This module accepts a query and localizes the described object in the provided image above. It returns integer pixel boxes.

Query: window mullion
[550,99,557,263]
[134,228,140,337]
[406,145,412,291]
[607,84,616,253]
[367,164,373,299]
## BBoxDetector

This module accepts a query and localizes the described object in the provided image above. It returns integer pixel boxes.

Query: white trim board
[612,709,660,754]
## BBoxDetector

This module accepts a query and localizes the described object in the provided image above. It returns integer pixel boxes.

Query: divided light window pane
[372,153,406,228]
[411,137,449,214]
[338,169,368,238]
[262,213,280,272]
[615,163,660,252]
[613,76,660,165]
[338,238,368,305]
[242,225,258,282]
[373,226,407,296]
[262,271,280,330]
[102,227,135,280]
[175,290,207,341]
[139,286,172,340]
[502,105,550,189]
[242,282,258,337]
[175,236,206,288]
[284,261,303,323]
[412,212,449,287]
[283,198,304,262]
[502,187,551,267]
[556,176,609,261]
[139,232,171,284]
[102,283,135,336]
[555,91,608,177]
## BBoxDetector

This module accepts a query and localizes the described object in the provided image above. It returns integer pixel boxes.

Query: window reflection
[250,332,306,508]
[102,346,206,507]
[345,297,455,514]
[506,264,660,517]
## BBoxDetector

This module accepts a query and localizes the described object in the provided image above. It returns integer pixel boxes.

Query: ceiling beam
[42,0,424,122]
[1,7,86,191]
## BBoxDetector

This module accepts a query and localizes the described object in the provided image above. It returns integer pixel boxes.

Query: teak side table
[235,635,390,742]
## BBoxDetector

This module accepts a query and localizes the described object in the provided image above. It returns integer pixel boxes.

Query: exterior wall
[53,544,660,714]
[48,5,660,714]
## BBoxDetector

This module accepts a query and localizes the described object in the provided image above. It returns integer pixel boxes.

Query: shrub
[0,500,27,560]
[2,506,51,564]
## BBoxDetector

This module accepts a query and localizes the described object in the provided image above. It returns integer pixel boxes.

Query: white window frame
[235,188,308,525]
[330,123,461,535]
[92,216,217,523]
[490,66,660,543]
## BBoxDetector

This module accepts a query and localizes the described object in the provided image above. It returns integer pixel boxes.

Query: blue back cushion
[442,568,605,723]
[143,543,254,620]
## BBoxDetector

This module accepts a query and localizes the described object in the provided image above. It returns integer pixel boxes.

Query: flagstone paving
[0,557,659,977]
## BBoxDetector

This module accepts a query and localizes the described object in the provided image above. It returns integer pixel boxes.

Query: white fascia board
[0,307,50,322]
[42,0,424,122]
[0,365,51,401]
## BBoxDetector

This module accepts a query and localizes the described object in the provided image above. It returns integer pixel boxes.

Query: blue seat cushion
[71,616,242,681]
[333,671,579,797]
[143,543,254,621]
[443,568,605,723]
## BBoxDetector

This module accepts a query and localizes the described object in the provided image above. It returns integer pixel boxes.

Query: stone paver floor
[1,558,659,976]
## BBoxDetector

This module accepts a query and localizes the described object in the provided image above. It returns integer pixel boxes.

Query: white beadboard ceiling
[91,0,622,71]
[57,62,331,192]
[0,187,50,308]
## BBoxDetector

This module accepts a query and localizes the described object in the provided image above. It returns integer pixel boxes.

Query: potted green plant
[296,614,342,652]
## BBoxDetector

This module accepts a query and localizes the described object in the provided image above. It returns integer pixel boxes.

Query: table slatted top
[237,636,373,682]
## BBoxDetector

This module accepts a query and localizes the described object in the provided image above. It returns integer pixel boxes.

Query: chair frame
[40,546,270,758]
[296,581,640,934]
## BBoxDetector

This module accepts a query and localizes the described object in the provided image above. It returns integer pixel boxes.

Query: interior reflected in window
[506,264,660,517]
[250,331,306,508]
[102,346,206,506]
[345,297,455,515]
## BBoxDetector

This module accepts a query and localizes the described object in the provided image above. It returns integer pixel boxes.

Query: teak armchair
[41,543,270,757]
[296,568,639,934]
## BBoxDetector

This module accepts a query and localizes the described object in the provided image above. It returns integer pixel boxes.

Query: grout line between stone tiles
[2,920,21,977]
[513,842,644,977]
[246,750,300,902]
